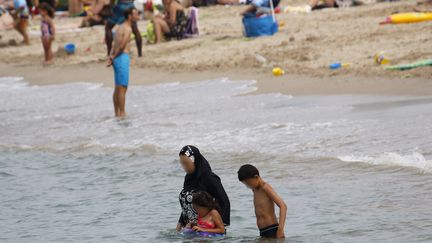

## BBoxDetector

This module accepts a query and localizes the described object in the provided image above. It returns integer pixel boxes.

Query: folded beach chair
[184,7,199,38]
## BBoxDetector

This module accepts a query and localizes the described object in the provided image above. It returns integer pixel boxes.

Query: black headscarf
[179,145,231,226]
[179,145,212,191]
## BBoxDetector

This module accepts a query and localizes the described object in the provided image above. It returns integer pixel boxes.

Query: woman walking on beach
[176,145,230,231]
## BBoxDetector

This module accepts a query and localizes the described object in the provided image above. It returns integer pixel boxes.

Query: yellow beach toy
[380,12,432,24]
[272,67,285,76]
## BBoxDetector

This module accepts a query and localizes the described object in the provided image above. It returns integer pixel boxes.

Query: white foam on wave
[338,152,432,173]
[0,77,28,89]
[2,75,432,167]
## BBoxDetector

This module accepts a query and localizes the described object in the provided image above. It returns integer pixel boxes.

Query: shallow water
[1,77,432,242]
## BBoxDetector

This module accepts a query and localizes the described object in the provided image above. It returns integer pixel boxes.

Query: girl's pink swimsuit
[41,20,52,38]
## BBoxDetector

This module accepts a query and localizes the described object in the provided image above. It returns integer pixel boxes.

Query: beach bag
[184,7,199,38]
[242,14,278,37]
[242,0,278,38]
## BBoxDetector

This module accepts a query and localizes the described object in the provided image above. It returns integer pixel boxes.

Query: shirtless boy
[238,164,287,238]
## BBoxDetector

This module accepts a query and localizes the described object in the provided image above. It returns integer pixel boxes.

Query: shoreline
[1,63,432,96]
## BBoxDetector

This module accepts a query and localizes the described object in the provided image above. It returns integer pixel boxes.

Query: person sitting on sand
[39,2,55,64]
[80,0,111,27]
[8,0,30,44]
[191,191,226,234]
[238,164,287,238]
[105,0,142,57]
[106,7,139,117]
[152,0,188,43]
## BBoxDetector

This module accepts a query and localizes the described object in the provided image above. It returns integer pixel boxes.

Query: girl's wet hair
[192,191,220,212]
[39,2,55,18]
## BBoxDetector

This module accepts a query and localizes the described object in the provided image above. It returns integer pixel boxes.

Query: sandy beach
[1,0,431,94]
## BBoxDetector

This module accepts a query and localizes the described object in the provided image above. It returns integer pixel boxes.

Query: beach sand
[0,0,431,95]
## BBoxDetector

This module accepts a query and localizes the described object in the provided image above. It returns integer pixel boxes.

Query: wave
[337,152,432,173]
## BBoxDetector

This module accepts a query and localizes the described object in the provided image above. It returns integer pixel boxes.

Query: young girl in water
[191,191,225,234]
[39,3,55,64]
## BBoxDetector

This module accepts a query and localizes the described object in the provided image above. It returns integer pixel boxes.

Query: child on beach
[238,164,287,238]
[10,0,30,44]
[191,191,226,234]
[39,2,55,64]
[107,7,139,117]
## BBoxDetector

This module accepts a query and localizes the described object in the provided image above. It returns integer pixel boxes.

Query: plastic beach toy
[272,67,285,76]
[180,228,225,238]
[380,12,432,24]
[374,52,390,65]
[64,43,76,54]
[329,62,350,70]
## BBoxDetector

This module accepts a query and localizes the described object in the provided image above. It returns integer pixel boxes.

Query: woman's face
[179,155,195,174]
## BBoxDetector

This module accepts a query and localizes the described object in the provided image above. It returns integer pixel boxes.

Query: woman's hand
[176,223,183,232]
[192,226,203,232]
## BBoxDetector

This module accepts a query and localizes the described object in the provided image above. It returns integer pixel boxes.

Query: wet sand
[1,63,432,95]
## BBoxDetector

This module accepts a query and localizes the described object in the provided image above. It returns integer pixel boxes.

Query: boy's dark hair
[238,164,259,181]
[39,2,54,18]
[192,191,220,212]
[123,7,136,19]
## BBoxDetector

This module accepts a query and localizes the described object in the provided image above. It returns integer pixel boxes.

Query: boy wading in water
[238,164,287,239]
[107,7,139,118]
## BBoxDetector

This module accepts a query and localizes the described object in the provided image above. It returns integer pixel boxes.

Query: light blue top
[252,0,271,8]
[13,0,29,16]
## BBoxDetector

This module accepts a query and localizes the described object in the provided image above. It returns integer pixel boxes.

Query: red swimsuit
[198,217,215,229]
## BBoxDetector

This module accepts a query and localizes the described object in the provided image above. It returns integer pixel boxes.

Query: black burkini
[259,223,279,238]
[178,145,230,227]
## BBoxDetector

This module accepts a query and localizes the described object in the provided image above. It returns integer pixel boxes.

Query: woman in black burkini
[176,145,230,232]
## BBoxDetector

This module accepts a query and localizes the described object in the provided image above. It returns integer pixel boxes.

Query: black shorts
[259,223,279,238]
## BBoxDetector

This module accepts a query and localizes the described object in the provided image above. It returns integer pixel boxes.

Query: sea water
[1,77,432,242]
